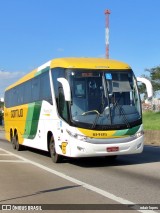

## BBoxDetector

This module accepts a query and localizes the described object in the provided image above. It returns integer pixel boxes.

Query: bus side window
[51,67,65,108]
[40,72,52,104]
[58,86,69,122]
[31,77,40,102]
[17,84,24,105]
[24,81,32,104]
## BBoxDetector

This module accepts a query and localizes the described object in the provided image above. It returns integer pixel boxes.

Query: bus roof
[50,58,131,69]
[6,58,131,91]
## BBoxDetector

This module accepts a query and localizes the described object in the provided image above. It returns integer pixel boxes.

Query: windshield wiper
[102,73,112,124]
[81,110,101,130]
[114,99,130,128]
[91,113,101,129]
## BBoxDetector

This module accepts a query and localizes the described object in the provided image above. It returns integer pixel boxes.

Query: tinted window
[24,80,32,103]
[40,72,52,104]
[31,77,40,102]
[5,71,52,107]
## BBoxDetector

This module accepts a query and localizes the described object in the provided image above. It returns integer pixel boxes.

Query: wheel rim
[49,137,62,163]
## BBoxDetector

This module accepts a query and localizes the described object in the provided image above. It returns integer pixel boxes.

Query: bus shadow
[25,145,160,168]
[67,146,160,168]
[24,146,51,157]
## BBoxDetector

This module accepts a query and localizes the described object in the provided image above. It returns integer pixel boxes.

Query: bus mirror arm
[136,77,153,100]
[57,78,71,101]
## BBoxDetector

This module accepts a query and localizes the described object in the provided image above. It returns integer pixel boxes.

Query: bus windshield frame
[65,68,142,130]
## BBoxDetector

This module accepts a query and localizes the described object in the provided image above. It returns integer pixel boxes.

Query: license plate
[107,147,119,152]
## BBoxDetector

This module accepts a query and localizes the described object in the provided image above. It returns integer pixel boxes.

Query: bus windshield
[67,69,142,130]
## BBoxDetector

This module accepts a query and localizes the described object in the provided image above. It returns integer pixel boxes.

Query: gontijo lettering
[11,109,23,118]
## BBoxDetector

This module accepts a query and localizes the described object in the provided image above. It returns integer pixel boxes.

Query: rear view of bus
[4,58,146,163]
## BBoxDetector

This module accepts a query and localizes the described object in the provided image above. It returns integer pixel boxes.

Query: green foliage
[146,66,160,93]
[138,66,160,99]
[143,111,160,130]
[138,74,150,99]
[0,109,3,117]
[0,101,4,118]
[0,102,4,108]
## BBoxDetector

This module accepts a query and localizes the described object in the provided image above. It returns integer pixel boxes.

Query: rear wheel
[11,136,16,150]
[13,132,23,151]
[49,136,62,163]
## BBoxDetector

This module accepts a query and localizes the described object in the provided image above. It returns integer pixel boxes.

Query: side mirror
[57,78,71,101]
[137,77,153,99]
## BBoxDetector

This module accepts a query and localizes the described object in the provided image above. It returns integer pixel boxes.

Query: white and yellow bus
[4,58,151,163]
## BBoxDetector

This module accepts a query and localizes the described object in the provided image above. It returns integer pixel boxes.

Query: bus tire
[15,132,23,151]
[49,136,62,163]
[11,136,16,150]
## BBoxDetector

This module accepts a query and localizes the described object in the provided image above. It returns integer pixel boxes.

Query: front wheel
[49,136,62,163]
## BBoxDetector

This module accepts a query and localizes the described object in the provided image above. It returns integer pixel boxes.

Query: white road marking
[0,148,28,163]
[0,154,11,155]
[0,149,12,154]
[0,160,28,163]
[0,148,157,213]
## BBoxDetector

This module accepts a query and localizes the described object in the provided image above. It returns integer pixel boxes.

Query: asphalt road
[0,131,160,213]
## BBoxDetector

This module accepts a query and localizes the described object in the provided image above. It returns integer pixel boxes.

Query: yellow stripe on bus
[78,128,117,139]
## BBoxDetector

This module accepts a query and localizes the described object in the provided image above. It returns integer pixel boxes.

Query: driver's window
[58,86,69,122]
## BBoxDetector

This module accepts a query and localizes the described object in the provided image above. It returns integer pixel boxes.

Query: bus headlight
[135,130,144,138]
[66,130,87,142]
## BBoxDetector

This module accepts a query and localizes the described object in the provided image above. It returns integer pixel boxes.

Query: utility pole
[104,9,111,59]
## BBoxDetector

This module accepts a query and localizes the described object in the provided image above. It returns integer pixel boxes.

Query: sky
[0,0,160,98]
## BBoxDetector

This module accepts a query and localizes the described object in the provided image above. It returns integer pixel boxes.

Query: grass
[143,111,160,130]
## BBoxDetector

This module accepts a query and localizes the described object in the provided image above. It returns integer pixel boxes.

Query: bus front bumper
[69,135,144,158]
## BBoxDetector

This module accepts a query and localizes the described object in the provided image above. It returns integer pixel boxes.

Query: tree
[0,109,3,126]
[137,74,150,100]
[0,101,4,126]
[145,66,160,95]
[138,66,160,99]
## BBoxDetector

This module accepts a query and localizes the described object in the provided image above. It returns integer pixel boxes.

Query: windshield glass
[67,69,141,130]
